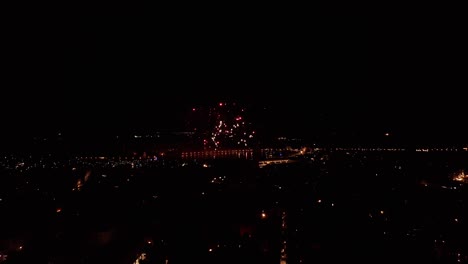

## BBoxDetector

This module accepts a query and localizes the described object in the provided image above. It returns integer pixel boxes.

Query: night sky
[2,9,466,144]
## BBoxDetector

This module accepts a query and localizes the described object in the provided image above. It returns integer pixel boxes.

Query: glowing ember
[453,170,468,183]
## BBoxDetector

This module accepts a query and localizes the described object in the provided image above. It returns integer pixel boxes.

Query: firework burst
[189,102,255,149]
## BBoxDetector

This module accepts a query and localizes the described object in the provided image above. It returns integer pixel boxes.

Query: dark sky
[2,9,466,144]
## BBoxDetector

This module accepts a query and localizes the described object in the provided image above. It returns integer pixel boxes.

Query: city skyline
[3,8,468,264]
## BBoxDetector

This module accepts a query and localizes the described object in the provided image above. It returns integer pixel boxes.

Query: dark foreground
[1,151,468,263]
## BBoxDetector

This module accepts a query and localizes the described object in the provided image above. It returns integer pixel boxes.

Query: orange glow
[261,211,267,219]
[56,208,62,213]
[453,171,468,183]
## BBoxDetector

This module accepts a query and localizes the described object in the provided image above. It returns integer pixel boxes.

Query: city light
[453,171,468,183]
